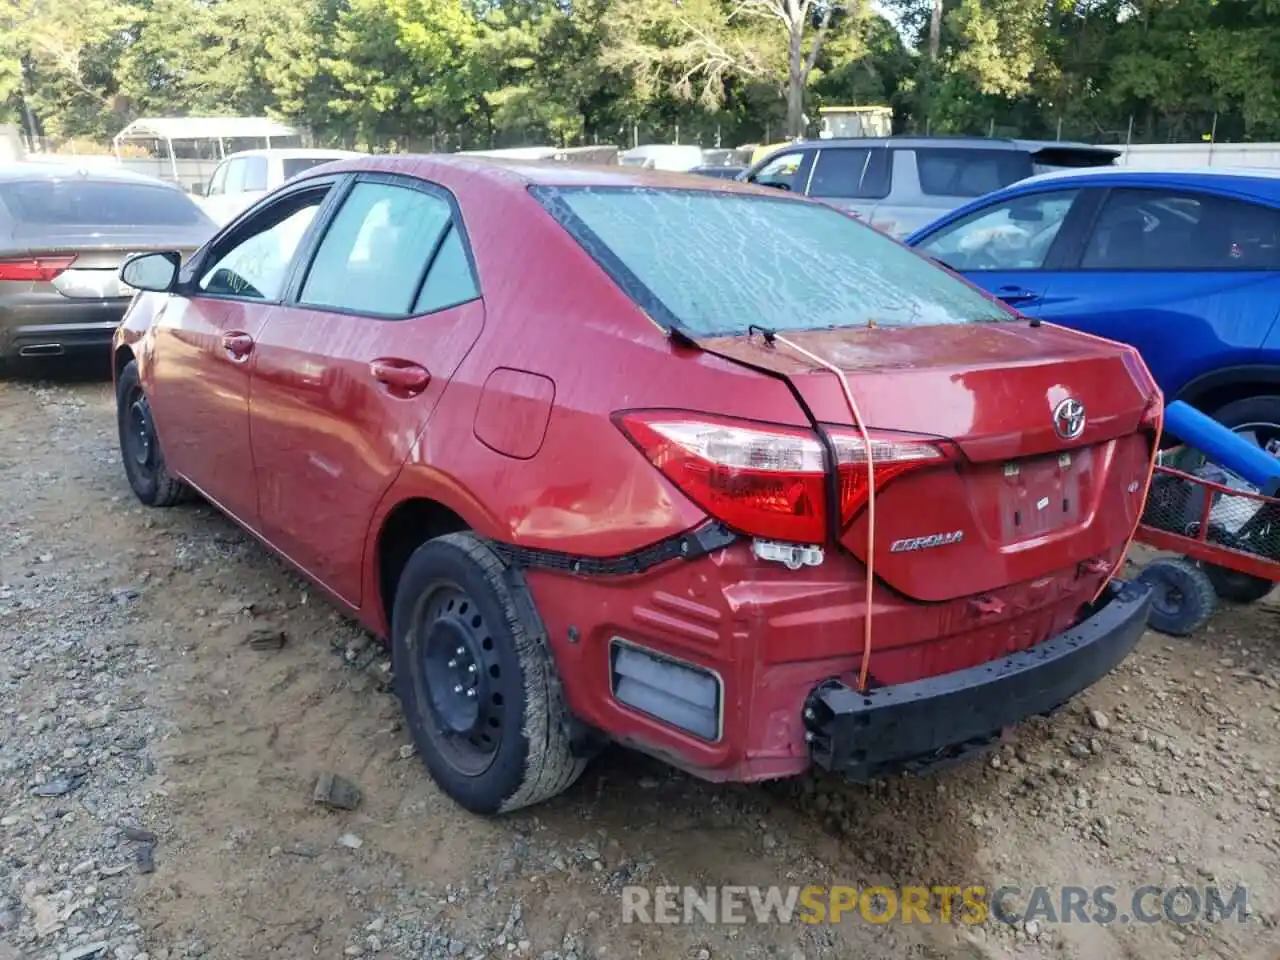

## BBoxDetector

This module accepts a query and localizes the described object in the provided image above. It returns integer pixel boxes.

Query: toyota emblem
[1053,398,1086,440]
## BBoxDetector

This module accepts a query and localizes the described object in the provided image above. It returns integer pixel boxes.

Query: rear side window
[413,227,478,314]
[283,157,337,179]
[0,179,206,226]
[534,186,1010,335]
[807,148,891,200]
[1080,189,1280,270]
[299,180,477,316]
[915,148,1033,198]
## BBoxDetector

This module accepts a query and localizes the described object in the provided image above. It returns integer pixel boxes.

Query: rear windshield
[282,157,337,179]
[0,179,207,227]
[533,186,1010,335]
[915,148,1033,197]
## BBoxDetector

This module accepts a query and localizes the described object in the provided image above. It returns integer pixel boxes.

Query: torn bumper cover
[804,579,1153,781]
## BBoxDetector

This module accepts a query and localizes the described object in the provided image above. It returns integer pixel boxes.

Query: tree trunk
[928,0,943,61]
[786,23,805,137]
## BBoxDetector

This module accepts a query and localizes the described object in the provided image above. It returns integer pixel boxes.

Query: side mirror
[189,182,206,197]
[1008,205,1043,223]
[120,251,181,293]
[757,179,792,191]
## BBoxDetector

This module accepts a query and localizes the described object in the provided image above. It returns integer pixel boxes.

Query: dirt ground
[1,371,1278,960]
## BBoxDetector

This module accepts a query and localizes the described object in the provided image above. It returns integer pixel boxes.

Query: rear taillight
[829,431,950,522]
[617,411,951,542]
[0,255,77,282]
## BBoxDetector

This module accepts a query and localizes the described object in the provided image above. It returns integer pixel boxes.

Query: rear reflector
[610,640,720,741]
[617,410,950,542]
[0,256,77,283]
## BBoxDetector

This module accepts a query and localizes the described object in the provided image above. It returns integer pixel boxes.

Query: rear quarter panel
[368,166,816,559]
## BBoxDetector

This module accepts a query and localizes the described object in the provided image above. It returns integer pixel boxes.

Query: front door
[147,180,336,527]
[1027,186,1280,395]
[911,186,1088,312]
[249,173,485,605]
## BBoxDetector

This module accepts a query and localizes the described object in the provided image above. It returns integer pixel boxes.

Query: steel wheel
[115,359,189,508]
[411,582,507,777]
[124,391,157,476]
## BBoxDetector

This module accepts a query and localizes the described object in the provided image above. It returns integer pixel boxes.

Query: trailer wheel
[1200,563,1275,604]
[1139,558,1217,637]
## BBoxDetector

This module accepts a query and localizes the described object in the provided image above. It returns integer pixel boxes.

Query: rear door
[1028,187,1280,394]
[911,186,1090,310]
[803,146,892,228]
[249,172,485,605]
[877,146,1036,239]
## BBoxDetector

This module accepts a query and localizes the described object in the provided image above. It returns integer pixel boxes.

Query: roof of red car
[311,152,770,196]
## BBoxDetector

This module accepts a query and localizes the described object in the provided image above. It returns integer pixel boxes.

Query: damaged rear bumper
[804,578,1153,781]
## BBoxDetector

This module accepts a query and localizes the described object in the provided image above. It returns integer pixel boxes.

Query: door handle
[996,286,1039,305]
[221,331,254,361]
[370,358,430,394]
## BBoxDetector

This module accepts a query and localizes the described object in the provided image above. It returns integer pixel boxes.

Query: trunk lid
[704,322,1156,601]
[5,227,206,300]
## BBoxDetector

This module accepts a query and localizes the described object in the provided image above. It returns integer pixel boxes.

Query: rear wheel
[116,360,189,507]
[391,532,586,814]
[1139,558,1217,636]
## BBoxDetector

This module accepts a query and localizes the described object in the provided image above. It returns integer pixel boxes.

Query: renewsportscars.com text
[621,884,1249,926]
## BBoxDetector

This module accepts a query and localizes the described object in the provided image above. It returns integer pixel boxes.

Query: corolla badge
[1053,398,1087,440]
[890,530,964,553]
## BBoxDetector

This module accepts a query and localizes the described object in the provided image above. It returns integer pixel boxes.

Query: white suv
[195,148,363,226]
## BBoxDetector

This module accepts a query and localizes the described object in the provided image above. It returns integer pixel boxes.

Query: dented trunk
[705,322,1158,601]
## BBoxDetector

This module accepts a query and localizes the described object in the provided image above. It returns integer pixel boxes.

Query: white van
[618,145,705,173]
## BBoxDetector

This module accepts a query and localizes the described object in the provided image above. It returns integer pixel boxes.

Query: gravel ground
[1,372,1278,960]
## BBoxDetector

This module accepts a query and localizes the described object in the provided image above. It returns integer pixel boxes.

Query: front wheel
[391,532,586,814]
[116,360,190,507]
[1139,558,1217,636]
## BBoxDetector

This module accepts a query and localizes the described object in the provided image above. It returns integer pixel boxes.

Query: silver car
[738,137,1118,238]
[0,163,216,365]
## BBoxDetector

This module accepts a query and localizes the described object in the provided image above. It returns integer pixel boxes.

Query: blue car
[907,168,1280,453]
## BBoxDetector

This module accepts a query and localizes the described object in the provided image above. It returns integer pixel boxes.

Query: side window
[915,148,1034,198]
[749,150,813,194]
[916,189,1080,271]
[1080,189,1280,270]
[206,162,228,197]
[198,189,327,299]
[298,181,467,316]
[222,159,247,195]
[807,148,891,200]
[242,156,269,192]
[414,226,479,314]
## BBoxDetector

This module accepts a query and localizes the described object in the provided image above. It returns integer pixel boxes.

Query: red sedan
[114,155,1161,814]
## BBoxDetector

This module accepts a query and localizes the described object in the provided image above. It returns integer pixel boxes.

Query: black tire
[1200,563,1275,604]
[115,360,190,507]
[391,532,586,815]
[1138,558,1217,636]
